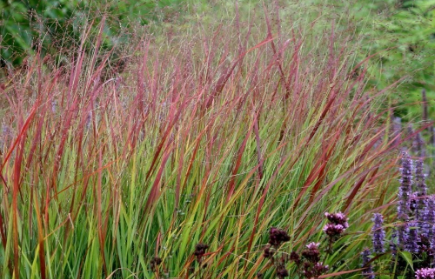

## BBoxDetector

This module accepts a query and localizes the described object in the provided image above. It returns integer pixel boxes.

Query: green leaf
[399,251,414,271]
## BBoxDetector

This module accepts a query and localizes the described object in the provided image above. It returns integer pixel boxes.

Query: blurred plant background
[0,0,183,69]
[2,0,434,118]
[348,0,435,121]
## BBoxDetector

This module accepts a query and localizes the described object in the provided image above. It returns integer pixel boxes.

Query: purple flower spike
[397,222,409,250]
[405,221,420,253]
[415,159,429,225]
[361,248,375,279]
[372,213,385,253]
[415,160,428,197]
[398,152,413,221]
[423,195,435,239]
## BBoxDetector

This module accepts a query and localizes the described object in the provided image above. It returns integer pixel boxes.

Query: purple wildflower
[276,266,289,279]
[415,267,435,279]
[313,262,329,274]
[263,243,274,258]
[301,242,321,263]
[306,242,320,250]
[372,213,385,253]
[361,248,375,279]
[324,212,349,228]
[323,223,346,238]
[289,252,301,265]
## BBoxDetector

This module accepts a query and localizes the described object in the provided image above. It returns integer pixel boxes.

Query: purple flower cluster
[323,212,348,241]
[299,242,329,278]
[416,268,435,279]
[425,198,435,247]
[395,152,435,254]
[361,151,435,279]
[324,212,349,228]
[263,228,290,277]
[372,213,385,253]
[301,242,321,263]
[263,243,275,259]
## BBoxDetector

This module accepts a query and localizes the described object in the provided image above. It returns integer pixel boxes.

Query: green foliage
[1,0,78,66]
[350,0,435,121]
[0,0,184,68]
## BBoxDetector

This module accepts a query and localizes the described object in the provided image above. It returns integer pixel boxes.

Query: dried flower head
[150,256,162,272]
[306,242,320,250]
[289,251,301,265]
[276,266,289,279]
[302,242,321,263]
[323,223,346,238]
[268,227,290,247]
[194,243,209,262]
[263,244,275,259]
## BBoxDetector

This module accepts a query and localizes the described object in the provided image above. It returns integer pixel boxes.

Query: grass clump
[0,1,401,278]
